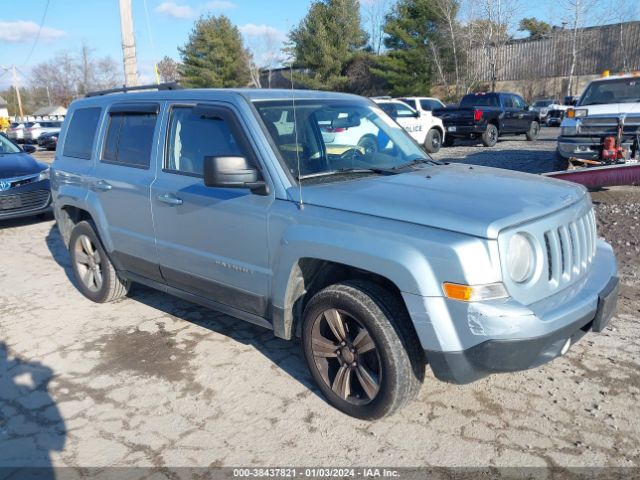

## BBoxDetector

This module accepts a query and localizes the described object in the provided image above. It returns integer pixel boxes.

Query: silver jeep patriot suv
[51,85,619,419]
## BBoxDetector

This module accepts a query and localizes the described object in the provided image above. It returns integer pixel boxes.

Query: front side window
[399,98,417,109]
[102,111,157,168]
[63,107,102,160]
[253,99,429,181]
[166,106,245,175]
[512,96,526,109]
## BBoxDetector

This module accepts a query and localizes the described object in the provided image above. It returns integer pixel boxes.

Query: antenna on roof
[289,52,304,210]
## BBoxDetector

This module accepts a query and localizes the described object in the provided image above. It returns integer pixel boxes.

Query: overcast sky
[1,0,638,90]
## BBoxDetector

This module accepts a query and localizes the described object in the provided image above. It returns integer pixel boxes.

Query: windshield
[0,134,22,154]
[252,99,430,182]
[580,78,640,106]
[533,100,553,107]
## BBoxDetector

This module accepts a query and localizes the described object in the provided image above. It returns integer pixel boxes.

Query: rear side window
[102,110,158,168]
[460,94,499,107]
[63,107,102,159]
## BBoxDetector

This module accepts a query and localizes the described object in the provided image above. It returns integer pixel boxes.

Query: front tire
[423,129,442,153]
[301,281,424,419]
[526,121,540,141]
[69,221,130,303]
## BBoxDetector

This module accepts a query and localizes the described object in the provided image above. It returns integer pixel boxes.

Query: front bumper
[0,179,52,220]
[403,240,618,384]
[557,135,635,160]
[426,276,619,384]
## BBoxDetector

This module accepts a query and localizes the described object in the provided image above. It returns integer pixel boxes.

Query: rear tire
[301,280,424,419]
[423,129,442,153]
[69,221,130,303]
[481,124,499,147]
[526,121,540,141]
[443,135,455,147]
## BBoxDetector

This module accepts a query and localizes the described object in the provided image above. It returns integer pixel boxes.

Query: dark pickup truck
[435,92,540,147]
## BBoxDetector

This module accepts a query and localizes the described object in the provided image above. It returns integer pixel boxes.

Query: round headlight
[507,233,535,283]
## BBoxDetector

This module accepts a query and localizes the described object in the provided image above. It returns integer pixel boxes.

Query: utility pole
[118,0,139,86]
[11,66,24,119]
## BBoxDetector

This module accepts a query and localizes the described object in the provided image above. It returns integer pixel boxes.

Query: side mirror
[414,110,422,118]
[203,156,268,195]
[22,144,37,154]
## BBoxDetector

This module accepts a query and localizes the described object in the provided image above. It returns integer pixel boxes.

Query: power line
[22,0,51,67]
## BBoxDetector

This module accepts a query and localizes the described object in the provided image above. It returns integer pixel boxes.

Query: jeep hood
[289,164,587,239]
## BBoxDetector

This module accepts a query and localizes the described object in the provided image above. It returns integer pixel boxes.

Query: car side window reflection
[166,107,245,176]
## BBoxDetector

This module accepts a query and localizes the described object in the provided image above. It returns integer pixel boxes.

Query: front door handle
[93,180,113,191]
[157,193,183,206]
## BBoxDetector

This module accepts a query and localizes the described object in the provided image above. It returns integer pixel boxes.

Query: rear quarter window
[62,107,102,160]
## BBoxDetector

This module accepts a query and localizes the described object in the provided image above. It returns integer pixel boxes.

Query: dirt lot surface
[1,130,639,473]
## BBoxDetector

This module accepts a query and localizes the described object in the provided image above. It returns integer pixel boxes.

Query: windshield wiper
[392,157,442,170]
[298,167,395,180]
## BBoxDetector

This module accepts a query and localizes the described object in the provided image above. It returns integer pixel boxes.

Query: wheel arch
[271,253,431,342]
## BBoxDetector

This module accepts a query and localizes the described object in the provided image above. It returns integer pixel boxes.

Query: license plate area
[447,126,457,132]
[0,195,22,210]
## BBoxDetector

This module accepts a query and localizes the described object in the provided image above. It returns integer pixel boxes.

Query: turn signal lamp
[443,282,508,302]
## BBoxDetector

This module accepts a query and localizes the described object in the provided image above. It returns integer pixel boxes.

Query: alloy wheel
[310,308,382,405]
[74,234,103,293]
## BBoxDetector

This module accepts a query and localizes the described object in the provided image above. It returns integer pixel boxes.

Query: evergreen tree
[371,0,441,96]
[518,17,553,40]
[179,15,251,88]
[288,0,367,91]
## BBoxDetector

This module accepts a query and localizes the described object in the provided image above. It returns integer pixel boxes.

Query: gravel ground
[0,131,638,475]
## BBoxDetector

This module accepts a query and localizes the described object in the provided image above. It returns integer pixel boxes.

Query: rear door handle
[93,180,113,191]
[157,193,183,206]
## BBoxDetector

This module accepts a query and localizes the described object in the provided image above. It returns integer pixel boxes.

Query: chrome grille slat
[542,208,596,286]
[578,216,588,271]
[558,226,569,277]
[544,230,562,283]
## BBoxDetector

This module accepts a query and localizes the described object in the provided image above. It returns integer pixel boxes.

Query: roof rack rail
[85,82,183,97]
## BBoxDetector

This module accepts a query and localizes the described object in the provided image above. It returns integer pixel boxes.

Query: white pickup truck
[557,74,640,166]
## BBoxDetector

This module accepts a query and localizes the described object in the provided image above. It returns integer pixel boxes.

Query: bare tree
[156,56,181,83]
[473,0,521,91]
[362,0,391,55]
[562,0,598,96]
[29,47,121,107]
[432,0,461,95]
[244,28,286,88]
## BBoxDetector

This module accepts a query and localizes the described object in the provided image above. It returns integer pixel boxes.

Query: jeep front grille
[543,209,596,286]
